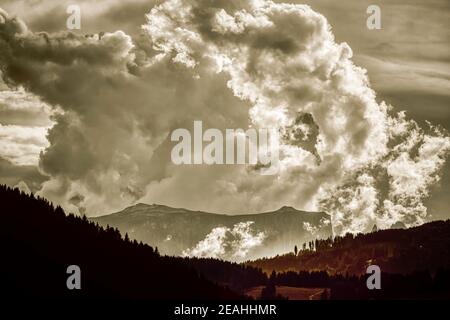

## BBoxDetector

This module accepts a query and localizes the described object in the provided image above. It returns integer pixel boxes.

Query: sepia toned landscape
[1,0,449,305]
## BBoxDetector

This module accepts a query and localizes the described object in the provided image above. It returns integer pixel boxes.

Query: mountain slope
[0,185,240,299]
[247,220,450,276]
[92,204,332,261]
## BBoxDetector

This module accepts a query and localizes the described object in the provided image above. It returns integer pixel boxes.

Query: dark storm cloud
[0,0,448,236]
[0,4,252,215]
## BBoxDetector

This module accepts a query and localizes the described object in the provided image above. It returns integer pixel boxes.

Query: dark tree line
[2,184,449,300]
[252,219,450,276]
[271,269,450,299]
[0,185,240,300]
[182,257,267,291]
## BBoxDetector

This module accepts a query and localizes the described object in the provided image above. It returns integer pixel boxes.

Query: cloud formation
[0,1,449,235]
[182,221,266,260]
[0,80,53,166]
[139,0,450,234]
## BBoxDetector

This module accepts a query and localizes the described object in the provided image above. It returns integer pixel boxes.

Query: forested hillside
[0,185,240,299]
[247,220,450,276]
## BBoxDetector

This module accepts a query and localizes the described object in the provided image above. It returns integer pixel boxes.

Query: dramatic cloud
[182,221,266,260]
[0,124,49,165]
[0,85,53,166]
[139,0,450,234]
[0,1,448,236]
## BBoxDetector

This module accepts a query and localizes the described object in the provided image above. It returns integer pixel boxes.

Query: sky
[0,0,449,235]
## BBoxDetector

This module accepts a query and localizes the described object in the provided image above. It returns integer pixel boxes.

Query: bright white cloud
[182,221,266,260]
[142,0,450,235]
[0,124,50,166]
[0,0,448,237]
[0,86,54,165]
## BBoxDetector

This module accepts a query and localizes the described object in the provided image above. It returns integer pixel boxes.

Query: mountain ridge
[91,203,332,261]
[94,202,329,218]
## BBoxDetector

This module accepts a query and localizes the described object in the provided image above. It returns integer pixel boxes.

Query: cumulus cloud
[0,124,49,165]
[0,85,53,167]
[182,221,266,260]
[139,0,450,234]
[0,86,53,126]
[303,216,330,237]
[0,0,448,236]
